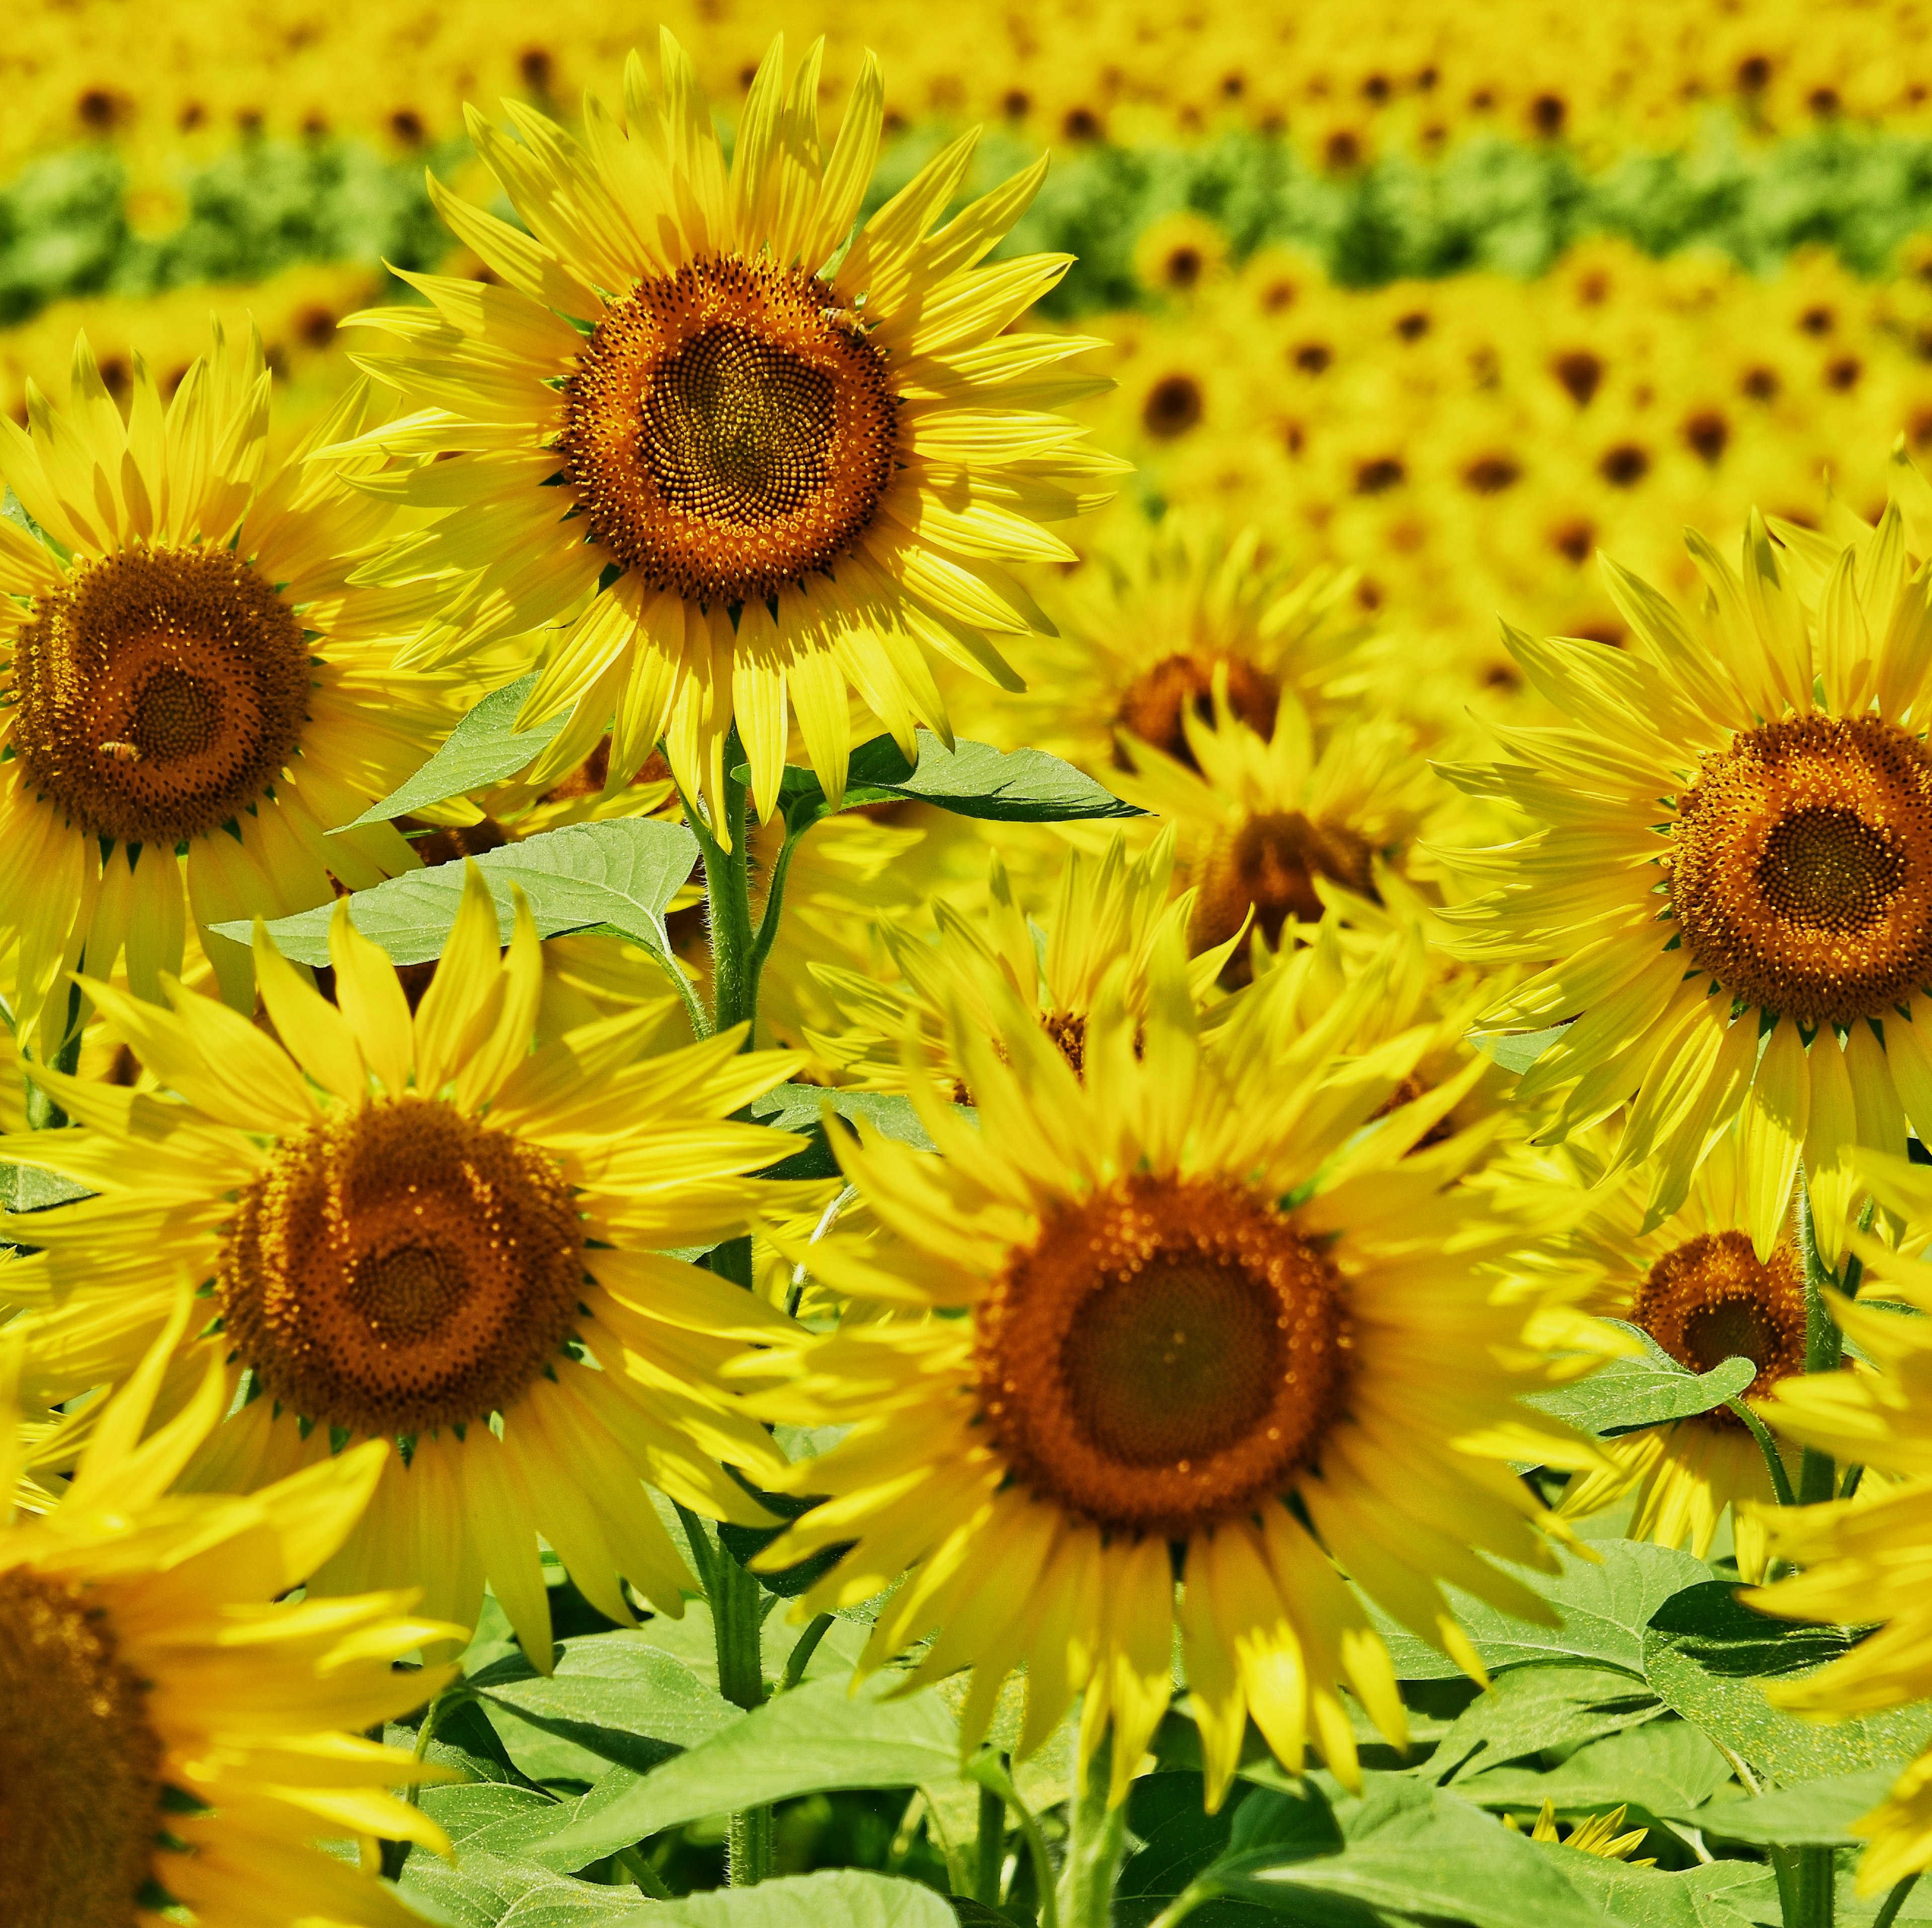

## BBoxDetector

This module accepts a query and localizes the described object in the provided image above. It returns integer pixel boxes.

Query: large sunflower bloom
[336,31,1121,832]
[739,940,1598,1806]
[1440,451,1932,1226]
[1541,1118,1808,1580]
[0,325,469,1044]
[1746,1154,1932,1892]
[1,1303,459,1926]
[9,864,804,1666]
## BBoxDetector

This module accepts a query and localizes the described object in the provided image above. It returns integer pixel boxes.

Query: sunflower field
[21,5,1932,1927]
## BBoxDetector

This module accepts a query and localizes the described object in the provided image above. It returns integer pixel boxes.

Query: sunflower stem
[779,1611,835,1692]
[974,1778,1007,1904]
[967,1757,1058,1928]
[709,1524,774,1884]
[24,979,84,1130]
[1795,1180,1843,1508]
[1058,1734,1129,1928]
[1728,1395,1797,1507]
[1875,1875,1921,1928]
[1772,1841,1835,1927]
[699,726,757,1043]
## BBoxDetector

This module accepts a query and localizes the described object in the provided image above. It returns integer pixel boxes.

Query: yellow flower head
[1505,1799,1654,1864]
[0,324,471,1042]
[0,1301,460,1927]
[740,937,1598,1808]
[1442,445,1932,1232]
[334,32,1122,835]
[10,863,806,1666]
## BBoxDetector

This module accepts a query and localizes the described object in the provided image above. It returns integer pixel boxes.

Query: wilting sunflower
[0,325,470,1046]
[1112,679,1431,976]
[1440,452,1932,1225]
[9,865,805,1665]
[807,829,1236,1093]
[1,1303,459,1926]
[1539,1118,1807,1579]
[969,510,1365,778]
[1747,1156,1932,1893]
[334,31,1121,833]
[739,938,1599,1806]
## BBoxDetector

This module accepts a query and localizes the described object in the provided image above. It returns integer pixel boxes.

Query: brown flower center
[1187,809,1378,967]
[0,1567,163,1928]
[557,257,899,607]
[11,546,310,847]
[975,1174,1352,1535]
[1632,1228,1807,1425]
[1114,652,1279,771]
[218,1097,585,1436]
[1669,713,1932,1023]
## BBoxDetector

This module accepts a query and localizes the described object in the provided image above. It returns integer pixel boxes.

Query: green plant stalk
[696,733,757,1043]
[1795,1180,1843,1508]
[1772,1840,1835,1927]
[1728,1395,1798,1507]
[24,980,84,1130]
[968,1757,1058,1928]
[1058,1736,1130,1928]
[1875,1875,1921,1928]
[974,1779,1006,1904]
[779,1612,836,1693]
[614,1845,675,1900]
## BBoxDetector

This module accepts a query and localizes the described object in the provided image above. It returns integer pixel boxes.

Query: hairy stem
[1795,1180,1842,1508]
[1059,1736,1130,1928]
[1772,1841,1835,1927]
[974,1779,1007,1904]
[780,1612,836,1693]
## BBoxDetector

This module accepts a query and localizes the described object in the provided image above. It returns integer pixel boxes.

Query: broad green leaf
[1367,1538,1713,1681]
[538,1673,962,1864]
[1455,1718,1733,1817]
[1212,1775,1606,1927]
[469,1631,741,1778]
[486,1766,654,1875]
[395,1847,611,1927]
[1554,1854,1759,1928]
[1472,1024,1572,1076]
[587,1869,957,1927]
[747,1082,955,1185]
[1427,1662,1663,1784]
[338,673,570,828]
[608,1595,868,1697]
[417,1778,561,1857]
[1665,1766,1896,1846]
[389,1696,541,1794]
[1644,1583,1932,1783]
[217,819,697,972]
[0,1161,91,1212]
[764,731,1141,834]
[1119,1778,1343,1927]
[1523,1351,1756,1437]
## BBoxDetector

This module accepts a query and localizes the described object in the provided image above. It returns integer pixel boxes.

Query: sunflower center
[1114,652,1279,771]
[217,1097,586,1437]
[976,1174,1351,1535]
[0,1567,163,1928]
[11,546,311,847]
[1631,1228,1807,1424]
[1669,713,1932,1023]
[558,257,898,607]
[1187,809,1377,969]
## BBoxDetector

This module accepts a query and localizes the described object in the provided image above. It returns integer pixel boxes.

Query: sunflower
[967,509,1365,779]
[1504,1800,1653,1865]
[737,937,1599,1806]
[332,31,1122,837]
[8,863,807,1667]
[1,1301,460,1926]
[806,828,1235,1094]
[1746,1157,1932,1894]
[1538,1119,1807,1580]
[0,324,472,1048]
[1439,450,1932,1228]
[1111,677,1432,977]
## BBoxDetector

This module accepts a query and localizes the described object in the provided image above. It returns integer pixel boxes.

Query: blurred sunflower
[1542,1117,1807,1579]
[0,326,469,1046]
[1441,451,1932,1227]
[1748,1156,1932,1893]
[336,31,1121,835]
[1,1304,459,1926]
[807,829,1236,1093]
[739,938,1598,1806]
[8,865,804,1666]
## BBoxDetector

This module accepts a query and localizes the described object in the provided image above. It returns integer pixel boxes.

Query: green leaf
[1523,1351,1757,1437]
[336,673,571,828]
[417,1778,561,1857]
[0,1161,92,1213]
[1454,1718,1733,1817]
[1552,1854,1759,1928]
[765,732,1142,834]
[537,1673,963,1865]
[1366,1538,1713,1681]
[1664,1766,1895,1846]
[1427,1662,1663,1784]
[217,819,697,971]
[1212,1774,1608,1927]
[483,1765,657,1874]
[1471,1024,1572,1076]
[745,1082,949,1184]
[468,1631,742,1779]
[1645,1583,1932,1784]
[586,1869,958,1926]
[396,1847,612,1927]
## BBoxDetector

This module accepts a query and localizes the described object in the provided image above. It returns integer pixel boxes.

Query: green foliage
[586,1870,959,1924]
[1424,1663,1665,1785]
[1524,1333,1758,1437]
